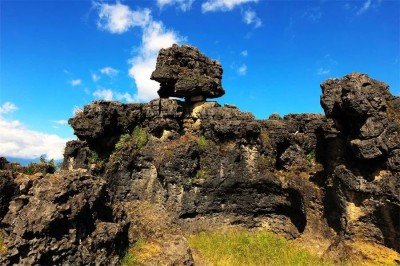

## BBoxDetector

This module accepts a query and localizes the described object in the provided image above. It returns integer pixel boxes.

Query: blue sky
[0,0,399,160]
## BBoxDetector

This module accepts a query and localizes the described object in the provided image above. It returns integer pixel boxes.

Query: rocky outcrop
[151,44,225,101]
[61,72,400,264]
[320,73,400,252]
[0,170,129,265]
[2,44,399,265]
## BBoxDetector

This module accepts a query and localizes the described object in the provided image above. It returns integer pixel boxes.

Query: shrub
[260,129,272,148]
[88,151,99,164]
[132,126,148,149]
[115,134,131,151]
[196,136,207,149]
[25,162,35,175]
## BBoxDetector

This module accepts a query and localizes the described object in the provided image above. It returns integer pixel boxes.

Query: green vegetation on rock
[0,231,6,254]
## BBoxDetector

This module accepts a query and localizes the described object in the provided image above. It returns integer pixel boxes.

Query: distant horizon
[1,0,399,160]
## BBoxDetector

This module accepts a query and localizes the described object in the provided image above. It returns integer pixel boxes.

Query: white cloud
[94,2,184,102]
[242,9,262,27]
[0,104,70,160]
[92,73,100,82]
[128,21,184,101]
[302,7,322,21]
[93,89,114,101]
[237,64,247,75]
[100,66,119,77]
[70,79,82,86]
[115,92,135,103]
[317,68,330,75]
[0,118,70,160]
[52,120,68,125]
[202,0,257,12]
[0,102,18,114]
[356,0,372,15]
[241,50,248,57]
[157,0,194,11]
[95,1,151,34]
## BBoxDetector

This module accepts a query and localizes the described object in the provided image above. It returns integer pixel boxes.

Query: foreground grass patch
[188,229,333,266]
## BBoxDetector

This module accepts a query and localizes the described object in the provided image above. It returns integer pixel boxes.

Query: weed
[196,136,207,149]
[121,239,161,266]
[88,151,99,164]
[25,162,35,175]
[115,134,131,151]
[256,155,275,173]
[260,129,272,148]
[306,151,316,169]
[132,126,148,149]
[0,231,6,254]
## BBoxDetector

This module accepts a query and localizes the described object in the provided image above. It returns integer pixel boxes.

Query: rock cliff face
[1,45,399,265]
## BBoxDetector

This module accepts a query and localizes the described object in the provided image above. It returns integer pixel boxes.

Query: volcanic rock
[151,44,225,101]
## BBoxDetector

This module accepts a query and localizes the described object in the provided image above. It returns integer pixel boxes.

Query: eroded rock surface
[1,45,399,265]
[0,170,129,265]
[151,44,225,100]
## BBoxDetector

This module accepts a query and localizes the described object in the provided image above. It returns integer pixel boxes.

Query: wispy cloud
[92,73,100,82]
[94,2,184,102]
[302,7,322,21]
[95,1,151,34]
[202,0,257,12]
[115,92,135,103]
[237,64,247,75]
[0,102,18,114]
[0,103,70,160]
[93,89,114,101]
[241,50,248,57]
[52,120,68,125]
[157,0,194,11]
[317,68,330,75]
[242,9,262,27]
[356,0,372,15]
[100,66,119,77]
[70,79,82,86]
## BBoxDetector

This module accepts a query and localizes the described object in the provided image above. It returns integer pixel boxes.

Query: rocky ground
[1,45,399,265]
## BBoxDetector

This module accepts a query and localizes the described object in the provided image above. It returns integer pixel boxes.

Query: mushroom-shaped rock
[151,44,225,101]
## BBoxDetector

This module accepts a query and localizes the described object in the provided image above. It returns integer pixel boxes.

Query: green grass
[132,126,148,149]
[188,229,333,266]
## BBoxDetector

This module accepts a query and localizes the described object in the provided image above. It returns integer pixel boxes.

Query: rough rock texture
[60,71,400,264]
[151,44,225,100]
[0,170,129,265]
[320,73,400,252]
[2,44,399,265]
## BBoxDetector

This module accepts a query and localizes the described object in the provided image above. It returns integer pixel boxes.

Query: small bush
[115,134,131,151]
[306,151,316,169]
[25,162,35,175]
[132,126,148,149]
[196,136,207,149]
[260,130,272,148]
[88,151,99,164]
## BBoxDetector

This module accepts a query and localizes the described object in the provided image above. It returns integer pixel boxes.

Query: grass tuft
[188,229,333,266]
[0,231,6,254]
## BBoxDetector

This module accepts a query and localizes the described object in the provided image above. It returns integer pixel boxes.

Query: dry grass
[0,231,6,254]
[121,239,162,266]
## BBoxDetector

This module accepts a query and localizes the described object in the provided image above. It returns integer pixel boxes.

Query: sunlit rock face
[1,44,399,265]
[151,44,225,101]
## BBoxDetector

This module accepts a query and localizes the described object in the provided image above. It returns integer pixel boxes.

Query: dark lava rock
[0,170,129,265]
[0,170,17,220]
[151,44,225,100]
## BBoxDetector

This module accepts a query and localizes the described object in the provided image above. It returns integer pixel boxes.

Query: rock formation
[1,45,399,265]
[151,44,225,101]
